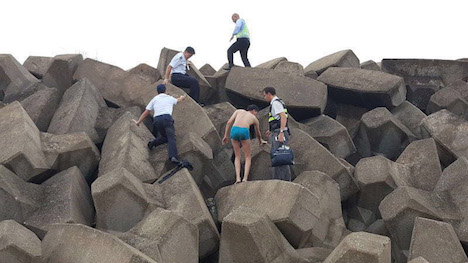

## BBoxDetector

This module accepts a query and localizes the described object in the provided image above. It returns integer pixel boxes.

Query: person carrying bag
[263,87,294,181]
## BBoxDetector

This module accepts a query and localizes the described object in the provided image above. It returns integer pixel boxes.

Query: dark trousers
[149,114,177,159]
[269,129,291,181]
[171,73,200,102]
[228,38,251,68]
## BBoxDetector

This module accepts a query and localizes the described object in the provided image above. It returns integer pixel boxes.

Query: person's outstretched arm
[134,110,150,126]
[223,110,239,144]
[163,65,172,85]
[230,19,243,41]
[176,95,186,103]
[254,118,267,145]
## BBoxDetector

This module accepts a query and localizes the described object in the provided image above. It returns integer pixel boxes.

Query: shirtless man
[222,104,267,183]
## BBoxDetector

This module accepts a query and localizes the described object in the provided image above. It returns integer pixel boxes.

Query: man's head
[183,46,195,60]
[246,104,260,115]
[156,84,167,94]
[263,87,276,102]
[232,13,240,23]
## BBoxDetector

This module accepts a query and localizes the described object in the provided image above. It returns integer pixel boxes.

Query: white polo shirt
[270,96,285,120]
[146,94,178,117]
[169,52,187,75]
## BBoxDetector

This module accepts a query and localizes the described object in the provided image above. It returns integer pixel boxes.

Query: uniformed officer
[162,47,201,103]
[263,87,292,181]
[135,84,186,164]
[225,13,251,70]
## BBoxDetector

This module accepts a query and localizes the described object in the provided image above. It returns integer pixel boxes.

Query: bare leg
[231,139,242,183]
[241,140,252,182]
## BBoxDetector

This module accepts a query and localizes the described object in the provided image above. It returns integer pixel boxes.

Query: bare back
[232,110,258,128]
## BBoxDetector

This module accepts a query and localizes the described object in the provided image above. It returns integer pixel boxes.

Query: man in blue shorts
[222,105,267,183]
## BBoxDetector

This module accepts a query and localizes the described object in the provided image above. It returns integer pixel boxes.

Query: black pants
[171,73,200,102]
[149,114,177,159]
[228,38,251,68]
[269,129,291,181]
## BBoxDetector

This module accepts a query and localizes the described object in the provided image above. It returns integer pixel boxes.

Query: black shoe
[170,157,180,164]
[223,66,233,71]
[198,102,205,107]
[147,141,153,150]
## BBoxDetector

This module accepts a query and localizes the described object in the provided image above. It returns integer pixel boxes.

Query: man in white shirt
[263,87,292,181]
[135,84,186,163]
[162,47,201,103]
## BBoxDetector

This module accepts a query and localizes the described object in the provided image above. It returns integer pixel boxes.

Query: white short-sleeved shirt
[169,52,187,75]
[270,96,285,120]
[146,94,178,117]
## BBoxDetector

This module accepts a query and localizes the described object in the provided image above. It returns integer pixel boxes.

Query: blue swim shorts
[230,126,250,141]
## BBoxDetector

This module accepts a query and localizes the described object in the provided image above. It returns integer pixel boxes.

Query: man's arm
[230,20,243,41]
[222,111,239,144]
[176,95,186,103]
[277,112,288,142]
[163,65,172,84]
[254,119,267,144]
[134,110,151,126]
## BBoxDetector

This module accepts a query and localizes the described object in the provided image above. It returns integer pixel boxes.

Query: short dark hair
[263,87,276,95]
[185,46,195,55]
[246,104,260,112]
[156,84,166,94]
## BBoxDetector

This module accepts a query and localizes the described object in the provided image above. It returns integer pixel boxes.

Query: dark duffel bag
[271,144,294,167]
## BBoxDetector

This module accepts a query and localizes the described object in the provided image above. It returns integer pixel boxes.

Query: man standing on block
[162,46,201,103]
[225,13,251,70]
[134,84,186,164]
[222,105,267,183]
[263,87,292,181]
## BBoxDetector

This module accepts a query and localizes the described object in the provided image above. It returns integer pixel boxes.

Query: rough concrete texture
[391,101,427,139]
[396,138,442,191]
[199,63,216,76]
[355,156,409,217]
[0,220,41,263]
[323,232,391,263]
[0,54,39,93]
[128,63,161,84]
[48,78,107,143]
[0,101,49,181]
[255,57,288,69]
[355,107,416,160]
[42,54,83,96]
[159,168,220,259]
[274,60,304,75]
[305,49,360,76]
[296,247,332,263]
[289,128,359,200]
[225,67,327,120]
[215,180,323,248]
[427,86,468,118]
[118,208,199,263]
[318,67,406,109]
[24,166,94,238]
[302,114,356,158]
[41,132,100,181]
[92,168,161,232]
[422,109,468,165]
[218,207,308,263]
[408,217,468,263]
[360,60,381,71]
[23,56,53,79]
[293,171,348,248]
[20,87,59,132]
[379,186,461,262]
[41,224,159,263]
[99,112,157,182]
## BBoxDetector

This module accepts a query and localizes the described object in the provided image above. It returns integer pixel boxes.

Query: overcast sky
[2,0,467,71]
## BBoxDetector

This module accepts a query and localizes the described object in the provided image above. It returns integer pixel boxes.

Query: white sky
[2,0,467,71]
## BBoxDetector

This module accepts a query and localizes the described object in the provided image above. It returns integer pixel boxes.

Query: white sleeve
[169,54,180,68]
[271,101,284,117]
[145,100,154,111]
[173,97,178,105]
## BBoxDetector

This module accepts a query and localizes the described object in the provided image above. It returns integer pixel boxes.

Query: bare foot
[234,180,241,184]
[242,178,248,182]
